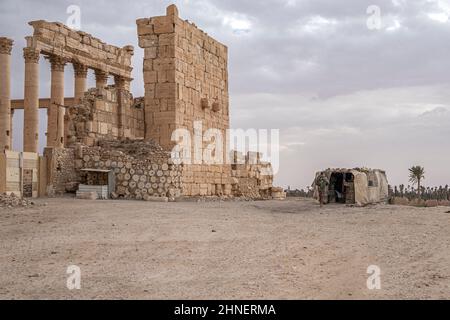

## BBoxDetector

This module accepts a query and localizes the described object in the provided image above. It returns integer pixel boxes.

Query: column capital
[94,69,109,81]
[23,47,40,63]
[73,62,88,77]
[48,55,67,72]
[0,37,13,55]
[114,75,133,90]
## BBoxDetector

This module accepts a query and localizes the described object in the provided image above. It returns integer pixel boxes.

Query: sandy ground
[1,197,450,300]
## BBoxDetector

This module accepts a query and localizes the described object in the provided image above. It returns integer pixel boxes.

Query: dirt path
[1,198,449,299]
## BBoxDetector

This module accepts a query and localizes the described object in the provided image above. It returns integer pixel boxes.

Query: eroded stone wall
[137,4,229,153]
[66,87,145,146]
[230,152,274,198]
[74,140,183,200]
[44,147,77,195]
[36,5,280,201]
[27,20,133,79]
[137,5,236,197]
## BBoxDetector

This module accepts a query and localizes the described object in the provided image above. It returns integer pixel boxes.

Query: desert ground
[1,197,449,300]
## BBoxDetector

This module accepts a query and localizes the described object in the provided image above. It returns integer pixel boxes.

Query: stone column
[122,77,131,92]
[73,62,88,103]
[23,47,40,153]
[0,37,13,152]
[48,56,66,148]
[94,69,108,90]
[10,108,14,148]
[115,75,126,138]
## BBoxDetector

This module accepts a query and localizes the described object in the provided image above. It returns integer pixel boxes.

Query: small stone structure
[0,151,41,197]
[0,5,283,201]
[313,168,389,206]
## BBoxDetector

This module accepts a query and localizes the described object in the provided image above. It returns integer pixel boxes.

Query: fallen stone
[0,193,34,208]
[76,192,98,200]
[143,195,169,202]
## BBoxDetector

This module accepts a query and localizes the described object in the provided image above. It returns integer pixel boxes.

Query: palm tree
[409,166,425,198]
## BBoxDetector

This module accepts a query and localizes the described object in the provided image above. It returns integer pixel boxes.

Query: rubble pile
[97,138,164,160]
[66,87,145,147]
[0,193,34,208]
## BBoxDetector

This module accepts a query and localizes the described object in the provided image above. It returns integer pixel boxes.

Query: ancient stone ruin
[0,5,284,201]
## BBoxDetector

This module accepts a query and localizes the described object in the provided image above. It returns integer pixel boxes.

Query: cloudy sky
[1,0,450,189]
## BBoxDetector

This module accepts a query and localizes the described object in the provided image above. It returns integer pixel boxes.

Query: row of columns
[0,38,130,153]
[0,41,131,153]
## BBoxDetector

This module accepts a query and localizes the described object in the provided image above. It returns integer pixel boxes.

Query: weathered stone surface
[0,38,13,152]
[72,139,183,200]
[26,20,134,79]
[76,191,98,200]
[3,5,275,202]
[0,193,34,208]
[143,195,169,202]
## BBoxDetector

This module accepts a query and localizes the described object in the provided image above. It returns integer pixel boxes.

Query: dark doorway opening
[329,172,345,203]
[328,172,355,204]
[23,169,33,198]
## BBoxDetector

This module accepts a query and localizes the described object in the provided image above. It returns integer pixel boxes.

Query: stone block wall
[181,164,233,196]
[44,147,77,195]
[230,151,274,198]
[35,5,279,201]
[44,141,274,200]
[231,163,274,198]
[66,87,145,146]
[180,151,274,198]
[0,151,40,197]
[137,5,237,197]
[137,5,229,154]
[74,140,183,200]
[27,20,133,78]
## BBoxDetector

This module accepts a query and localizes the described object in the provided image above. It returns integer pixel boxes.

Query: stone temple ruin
[0,5,285,201]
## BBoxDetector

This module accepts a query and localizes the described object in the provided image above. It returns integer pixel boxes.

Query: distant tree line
[389,166,450,201]
[285,184,450,201]
[389,184,450,201]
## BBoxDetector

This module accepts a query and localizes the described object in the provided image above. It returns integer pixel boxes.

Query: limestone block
[136,18,150,26]
[159,33,176,46]
[145,84,156,98]
[144,71,158,84]
[140,36,159,48]
[156,83,176,98]
[153,16,174,34]
[138,24,154,36]
[143,59,153,71]
[153,58,175,71]
[166,4,179,17]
